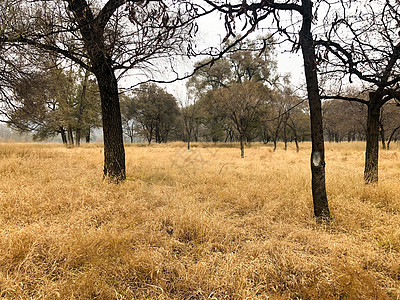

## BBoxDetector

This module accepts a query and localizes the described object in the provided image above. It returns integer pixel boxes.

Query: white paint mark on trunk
[312,151,321,167]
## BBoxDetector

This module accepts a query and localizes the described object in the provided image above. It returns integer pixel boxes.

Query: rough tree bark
[300,0,330,220]
[67,0,126,181]
[93,57,126,181]
[364,92,380,183]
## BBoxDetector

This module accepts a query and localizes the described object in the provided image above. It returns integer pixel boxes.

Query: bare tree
[180,97,201,150]
[204,0,331,220]
[212,81,270,157]
[264,80,307,152]
[1,0,204,182]
[120,94,137,143]
[122,84,180,144]
[318,0,400,183]
[262,91,287,152]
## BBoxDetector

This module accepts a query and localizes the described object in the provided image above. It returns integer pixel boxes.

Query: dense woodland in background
[4,42,400,152]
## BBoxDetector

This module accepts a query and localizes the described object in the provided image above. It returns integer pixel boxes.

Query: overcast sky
[121,7,305,103]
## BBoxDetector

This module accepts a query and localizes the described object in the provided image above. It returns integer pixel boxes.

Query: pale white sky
[121,7,305,102]
[175,15,304,103]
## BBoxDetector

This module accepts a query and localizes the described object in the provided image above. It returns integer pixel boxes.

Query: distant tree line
[120,40,400,156]
[120,82,311,149]
[322,99,400,148]
[120,41,313,157]
[120,84,400,151]
[4,42,399,156]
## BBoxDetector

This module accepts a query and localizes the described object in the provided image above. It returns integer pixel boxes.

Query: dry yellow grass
[0,141,399,299]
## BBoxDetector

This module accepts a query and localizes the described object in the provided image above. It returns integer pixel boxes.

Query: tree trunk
[60,127,67,145]
[146,125,153,144]
[288,118,300,153]
[155,125,160,143]
[76,129,81,147]
[65,1,125,181]
[364,97,380,183]
[187,130,191,150]
[224,132,229,143]
[283,120,288,151]
[67,126,74,146]
[240,133,245,158]
[273,127,280,152]
[187,128,191,150]
[291,124,300,153]
[93,58,126,182]
[387,125,400,150]
[230,130,234,142]
[194,124,199,142]
[86,127,91,143]
[294,136,300,153]
[379,122,386,150]
[300,0,330,221]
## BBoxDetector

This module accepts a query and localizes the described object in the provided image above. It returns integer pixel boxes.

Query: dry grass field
[0,141,400,299]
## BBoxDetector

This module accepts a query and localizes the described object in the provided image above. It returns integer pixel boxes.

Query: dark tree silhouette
[318,1,400,183]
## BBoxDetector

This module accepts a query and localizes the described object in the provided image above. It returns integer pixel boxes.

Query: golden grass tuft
[0,141,399,299]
